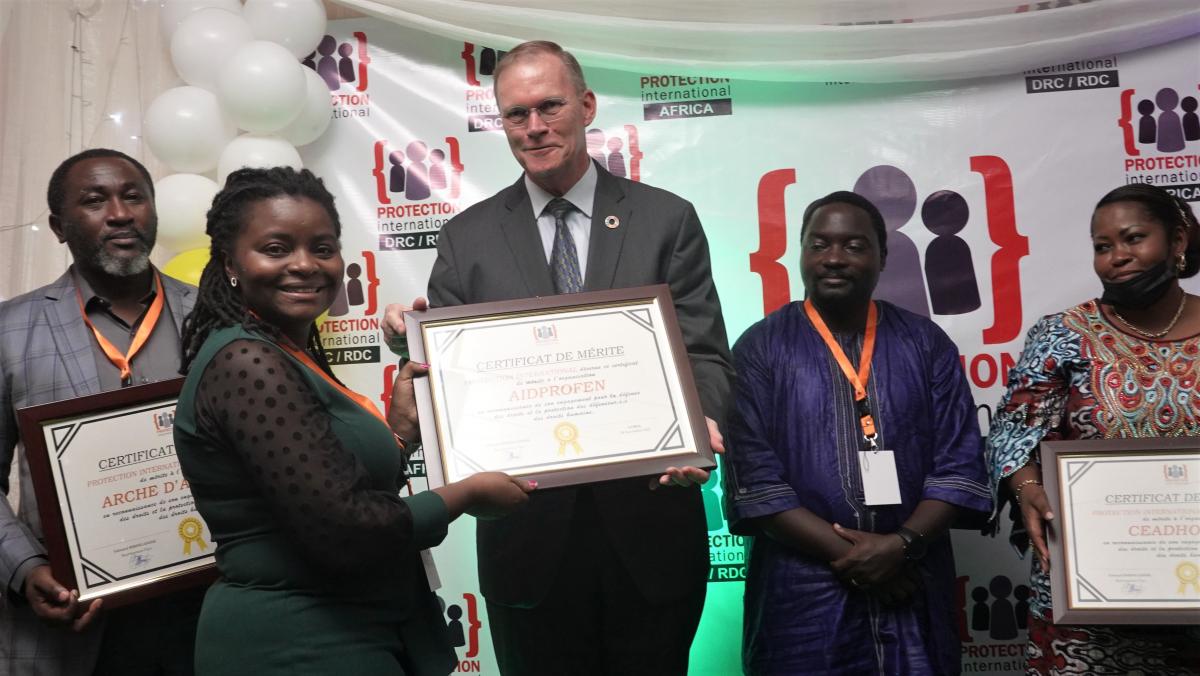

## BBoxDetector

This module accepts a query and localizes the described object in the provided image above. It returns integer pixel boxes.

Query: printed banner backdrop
[299,19,1200,676]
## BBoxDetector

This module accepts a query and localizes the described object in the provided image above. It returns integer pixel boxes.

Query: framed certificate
[17,379,216,608]
[404,285,714,489]
[1041,438,1199,624]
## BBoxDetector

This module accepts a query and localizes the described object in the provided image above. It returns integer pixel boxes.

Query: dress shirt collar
[524,161,597,219]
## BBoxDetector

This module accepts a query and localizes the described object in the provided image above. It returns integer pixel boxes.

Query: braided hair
[180,167,342,372]
[1094,184,1200,278]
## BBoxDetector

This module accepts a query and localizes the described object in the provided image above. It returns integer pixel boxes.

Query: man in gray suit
[0,149,200,674]
[387,41,734,675]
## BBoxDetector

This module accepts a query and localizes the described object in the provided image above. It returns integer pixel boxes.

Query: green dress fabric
[174,326,455,675]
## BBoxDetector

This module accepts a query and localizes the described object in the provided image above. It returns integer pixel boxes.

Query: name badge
[858,449,902,505]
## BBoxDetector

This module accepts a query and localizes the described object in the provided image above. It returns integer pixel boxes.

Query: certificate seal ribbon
[554,422,582,456]
[178,517,208,555]
[1176,561,1199,594]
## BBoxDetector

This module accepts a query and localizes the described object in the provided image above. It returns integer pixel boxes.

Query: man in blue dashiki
[723,191,992,675]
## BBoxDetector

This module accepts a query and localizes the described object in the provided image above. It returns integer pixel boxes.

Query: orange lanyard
[76,272,166,386]
[804,299,879,447]
[279,343,409,455]
[278,342,387,424]
[277,342,406,454]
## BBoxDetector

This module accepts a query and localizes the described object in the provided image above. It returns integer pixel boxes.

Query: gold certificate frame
[404,285,714,489]
[1041,437,1199,625]
[17,379,216,608]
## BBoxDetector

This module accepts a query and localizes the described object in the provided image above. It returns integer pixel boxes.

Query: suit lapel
[159,271,195,336]
[42,271,100,397]
[500,177,557,296]
[584,166,630,292]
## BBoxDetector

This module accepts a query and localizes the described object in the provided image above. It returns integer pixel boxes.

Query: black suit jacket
[428,163,734,606]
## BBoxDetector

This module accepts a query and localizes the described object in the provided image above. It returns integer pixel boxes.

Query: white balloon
[170,8,253,91]
[217,134,303,186]
[217,40,307,133]
[278,67,333,147]
[143,86,236,173]
[159,0,242,41]
[155,173,219,254]
[242,0,326,59]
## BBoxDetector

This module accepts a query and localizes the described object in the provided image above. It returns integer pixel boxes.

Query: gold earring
[230,277,239,287]
[1178,253,1187,274]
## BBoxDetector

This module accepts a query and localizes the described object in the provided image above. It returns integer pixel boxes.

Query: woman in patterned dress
[986,183,1200,675]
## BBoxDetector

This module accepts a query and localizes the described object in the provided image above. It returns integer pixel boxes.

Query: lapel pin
[604,215,620,229]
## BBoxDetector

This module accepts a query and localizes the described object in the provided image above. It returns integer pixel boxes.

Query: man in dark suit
[0,148,200,675]
[386,41,733,675]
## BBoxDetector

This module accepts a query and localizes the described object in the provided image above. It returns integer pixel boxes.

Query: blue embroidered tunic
[724,301,991,676]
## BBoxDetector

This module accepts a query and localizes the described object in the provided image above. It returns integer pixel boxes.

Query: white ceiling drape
[329,0,1200,82]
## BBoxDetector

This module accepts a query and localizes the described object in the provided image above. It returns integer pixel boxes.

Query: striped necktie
[546,198,583,293]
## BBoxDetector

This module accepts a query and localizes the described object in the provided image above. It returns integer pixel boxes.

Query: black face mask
[1099,258,1177,309]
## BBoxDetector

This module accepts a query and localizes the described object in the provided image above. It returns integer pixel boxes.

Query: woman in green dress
[174,167,534,675]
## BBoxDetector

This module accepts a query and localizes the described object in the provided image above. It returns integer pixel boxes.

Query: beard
[63,224,155,278]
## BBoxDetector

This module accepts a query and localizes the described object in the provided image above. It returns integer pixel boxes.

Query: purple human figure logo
[1137,99,1157,144]
[404,141,431,201]
[970,586,990,631]
[345,263,365,307]
[446,605,466,647]
[327,273,350,317]
[479,47,498,76]
[853,165,930,317]
[388,150,406,194]
[1182,96,1200,142]
[1155,88,1185,152]
[586,129,606,164]
[316,35,340,91]
[428,149,447,190]
[987,576,1018,640]
[337,43,356,84]
[1013,585,1031,630]
[922,190,981,315]
[606,137,626,178]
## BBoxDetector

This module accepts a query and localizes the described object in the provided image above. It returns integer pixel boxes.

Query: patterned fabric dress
[986,299,1200,676]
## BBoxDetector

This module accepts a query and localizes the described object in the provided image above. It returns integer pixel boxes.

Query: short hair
[46,148,154,216]
[800,190,888,256]
[1095,184,1200,278]
[492,40,588,97]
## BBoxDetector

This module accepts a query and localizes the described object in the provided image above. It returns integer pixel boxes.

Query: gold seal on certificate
[554,422,581,456]
[405,285,714,489]
[18,379,216,608]
[1042,438,1200,625]
[178,516,208,555]
[1177,561,1199,593]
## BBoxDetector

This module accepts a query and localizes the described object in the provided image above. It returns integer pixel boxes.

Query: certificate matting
[405,285,713,489]
[18,379,216,607]
[1042,438,1200,625]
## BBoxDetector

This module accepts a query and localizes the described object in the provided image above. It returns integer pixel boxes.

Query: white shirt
[524,162,597,280]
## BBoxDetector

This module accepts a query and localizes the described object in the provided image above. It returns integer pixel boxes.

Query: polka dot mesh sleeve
[193,339,414,573]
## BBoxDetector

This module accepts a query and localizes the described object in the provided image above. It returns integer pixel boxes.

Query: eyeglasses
[501,98,569,127]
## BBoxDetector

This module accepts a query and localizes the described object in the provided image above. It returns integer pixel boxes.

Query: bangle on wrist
[1013,478,1041,502]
